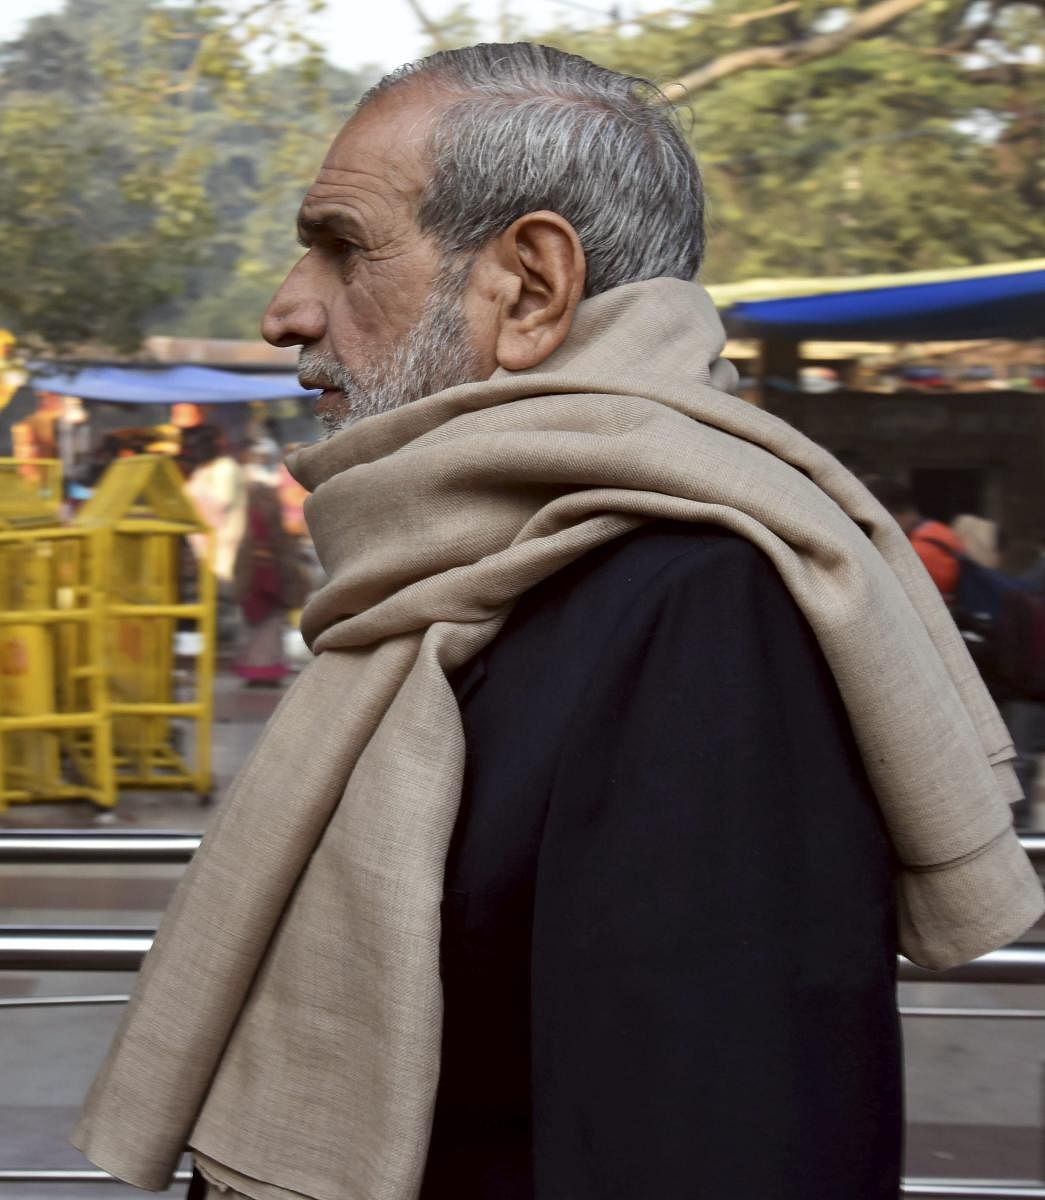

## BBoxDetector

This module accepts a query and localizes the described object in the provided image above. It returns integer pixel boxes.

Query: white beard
[298,257,483,435]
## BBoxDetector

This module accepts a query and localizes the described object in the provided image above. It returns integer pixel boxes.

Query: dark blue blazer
[421,521,901,1200]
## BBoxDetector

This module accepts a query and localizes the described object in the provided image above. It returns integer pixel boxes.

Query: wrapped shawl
[74,279,1043,1200]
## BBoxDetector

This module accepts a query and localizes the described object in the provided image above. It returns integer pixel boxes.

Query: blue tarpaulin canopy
[30,363,320,404]
[721,264,1045,342]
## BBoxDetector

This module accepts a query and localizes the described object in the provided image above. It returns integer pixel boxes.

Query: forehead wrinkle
[309,160,422,226]
[299,88,445,248]
[327,120,426,177]
[316,158,415,188]
[329,90,438,180]
[301,175,404,234]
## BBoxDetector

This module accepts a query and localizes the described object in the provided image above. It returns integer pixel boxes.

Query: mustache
[297,349,351,391]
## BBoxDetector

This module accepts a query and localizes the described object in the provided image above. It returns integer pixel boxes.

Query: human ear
[492,212,586,372]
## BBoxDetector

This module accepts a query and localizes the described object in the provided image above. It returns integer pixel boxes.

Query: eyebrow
[295,211,365,248]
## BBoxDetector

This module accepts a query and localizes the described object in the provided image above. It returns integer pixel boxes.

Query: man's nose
[261,259,327,348]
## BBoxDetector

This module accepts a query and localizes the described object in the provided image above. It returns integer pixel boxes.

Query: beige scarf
[75,279,1043,1200]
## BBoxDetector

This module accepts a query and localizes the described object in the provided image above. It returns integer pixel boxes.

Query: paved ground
[0,669,280,1198]
[2,667,1044,1197]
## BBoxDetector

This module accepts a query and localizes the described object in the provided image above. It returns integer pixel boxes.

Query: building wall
[764,389,1045,569]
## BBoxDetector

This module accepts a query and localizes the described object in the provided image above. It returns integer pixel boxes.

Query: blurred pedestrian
[183,425,247,586]
[863,475,965,601]
[232,440,306,686]
[952,513,1000,570]
[1006,534,1045,828]
[182,425,247,643]
[870,480,1041,828]
[276,440,323,599]
[242,434,282,488]
[276,449,310,540]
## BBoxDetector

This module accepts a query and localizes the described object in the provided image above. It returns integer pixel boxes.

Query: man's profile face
[261,85,484,431]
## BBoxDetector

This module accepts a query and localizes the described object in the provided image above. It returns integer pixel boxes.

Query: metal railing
[901,1186,1045,1198]
[0,927,155,972]
[3,925,1045,983]
[0,1168,194,1185]
[1,827,1041,866]
[0,1173,1002,1196]
[0,1171,1038,1196]
[3,830,1045,1197]
[0,829,201,863]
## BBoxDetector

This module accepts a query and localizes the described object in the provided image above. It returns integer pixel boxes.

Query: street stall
[20,363,320,482]
[714,259,1045,566]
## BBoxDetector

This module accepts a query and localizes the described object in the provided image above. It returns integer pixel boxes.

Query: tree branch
[402,0,454,49]
[559,3,801,40]
[966,61,1044,83]
[664,0,932,96]
[727,1,801,27]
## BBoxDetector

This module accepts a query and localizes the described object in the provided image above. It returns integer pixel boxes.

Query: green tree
[411,0,1045,283]
[0,0,372,351]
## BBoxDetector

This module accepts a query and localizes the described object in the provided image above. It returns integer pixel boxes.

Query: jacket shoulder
[458,520,794,712]
[525,519,781,619]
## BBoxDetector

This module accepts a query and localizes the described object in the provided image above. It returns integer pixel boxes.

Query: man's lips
[315,388,342,414]
[298,380,340,411]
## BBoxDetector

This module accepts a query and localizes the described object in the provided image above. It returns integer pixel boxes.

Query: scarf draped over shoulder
[74,279,1043,1200]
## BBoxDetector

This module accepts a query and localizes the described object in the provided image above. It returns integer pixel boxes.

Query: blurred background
[0,0,1043,1196]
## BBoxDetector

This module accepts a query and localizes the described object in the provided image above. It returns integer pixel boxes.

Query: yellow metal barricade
[0,623,59,792]
[74,456,216,801]
[0,523,114,812]
[0,458,62,529]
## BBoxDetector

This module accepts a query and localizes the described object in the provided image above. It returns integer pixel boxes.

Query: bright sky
[1,0,667,73]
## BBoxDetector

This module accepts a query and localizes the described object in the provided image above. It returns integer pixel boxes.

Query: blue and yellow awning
[711,259,1045,342]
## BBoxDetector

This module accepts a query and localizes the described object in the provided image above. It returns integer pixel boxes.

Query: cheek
[326,261,430,364]
[324,291,384,364]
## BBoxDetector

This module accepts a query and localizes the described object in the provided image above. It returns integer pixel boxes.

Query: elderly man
[76,43,1041,1200]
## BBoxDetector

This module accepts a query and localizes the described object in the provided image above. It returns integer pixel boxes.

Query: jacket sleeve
[529,536,902,1200]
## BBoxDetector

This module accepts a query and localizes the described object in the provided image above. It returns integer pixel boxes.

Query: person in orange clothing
[276,449,309,538]
[863,477,964,602]
[911,520,964,601]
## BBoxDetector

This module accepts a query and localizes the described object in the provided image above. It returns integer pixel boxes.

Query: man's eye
[333,239,358,258]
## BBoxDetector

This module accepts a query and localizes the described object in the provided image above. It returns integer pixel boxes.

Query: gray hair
[359,43,705,298]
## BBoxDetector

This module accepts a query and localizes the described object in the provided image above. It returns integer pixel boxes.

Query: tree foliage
[0,0,373,351]
[1,0,1041,351]
[446,0,1045,283]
